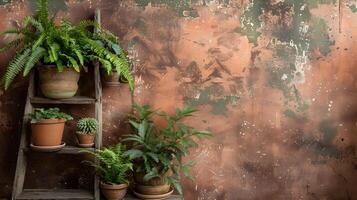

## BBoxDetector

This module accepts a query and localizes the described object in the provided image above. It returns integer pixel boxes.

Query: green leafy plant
[30,108,73,123]
[123,104,212,194]
[81,144,133,185]
[0,0,134,91]
[77,118,98,134]
[91,30,133,84]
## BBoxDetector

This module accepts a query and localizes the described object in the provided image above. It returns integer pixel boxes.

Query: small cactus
[77,118,98,134]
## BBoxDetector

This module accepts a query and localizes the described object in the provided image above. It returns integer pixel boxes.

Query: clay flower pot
[76,132,95,147]
[39,65,80,99]
[134,172,171,195]
[100,182,128,200]
[101,68,125,86]
[31,119,65,146]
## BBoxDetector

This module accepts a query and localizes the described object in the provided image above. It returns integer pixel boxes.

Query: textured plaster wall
[1,0,357,199]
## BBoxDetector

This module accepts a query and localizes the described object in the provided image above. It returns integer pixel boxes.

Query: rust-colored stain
[1,0,357,199]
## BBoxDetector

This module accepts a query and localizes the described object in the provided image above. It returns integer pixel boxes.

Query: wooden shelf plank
[124,194,183,200]
[23,146,95,154]
[30,96,96,105]
[17,189,94,200]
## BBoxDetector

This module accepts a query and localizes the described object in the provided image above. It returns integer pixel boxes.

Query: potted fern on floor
[123,104,212,199]
[0,0,134,98]
[81,144,132,200]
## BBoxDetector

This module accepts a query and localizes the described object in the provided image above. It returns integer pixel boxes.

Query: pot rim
[76,131,96,135]
[37,65,79,72]
[100,182,128,190]
[31,118,66,124]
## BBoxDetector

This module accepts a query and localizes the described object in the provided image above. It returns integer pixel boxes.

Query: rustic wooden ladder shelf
[11,10,103,200]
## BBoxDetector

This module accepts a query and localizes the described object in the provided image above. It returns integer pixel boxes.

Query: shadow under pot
[100,182,128,200]
[38,65,80,99]
[76,132,95,147]
[31,119,65,146]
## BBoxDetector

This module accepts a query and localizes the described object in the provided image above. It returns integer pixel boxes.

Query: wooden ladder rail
[11,73,35,200]
[94,9,102,200]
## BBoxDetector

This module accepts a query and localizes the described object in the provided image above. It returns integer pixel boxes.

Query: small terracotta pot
[31,119,65,146]
[100,68,123,86]
[100,182,128,200]
[39,65,80,99]
[76,132,95,146]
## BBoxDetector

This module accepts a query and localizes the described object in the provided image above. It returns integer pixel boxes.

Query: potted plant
[30,108,72,147]
[0,0,135,98]
[93,32,132,87]
[82,144,132,200]
[76,117,98,147]
[123,104,212,198]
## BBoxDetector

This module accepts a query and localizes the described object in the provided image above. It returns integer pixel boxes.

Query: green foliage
[30,108,73,123]
[123,104,212,194]
[81,144,133,185]
[77,118,98,134]
[0,0,134,91]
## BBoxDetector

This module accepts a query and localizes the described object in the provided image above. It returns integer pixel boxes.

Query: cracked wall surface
[1,0,357,199]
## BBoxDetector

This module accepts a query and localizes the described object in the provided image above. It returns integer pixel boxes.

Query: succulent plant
[77,118,98,135]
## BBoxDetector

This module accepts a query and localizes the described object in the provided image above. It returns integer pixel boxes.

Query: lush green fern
[0,0,135,91]
[81,144,133,185]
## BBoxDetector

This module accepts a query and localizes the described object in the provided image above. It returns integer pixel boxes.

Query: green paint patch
[135,0,199,17]
[319,119,338,144]
[235,0,268,45]
[350,5,357,13]
[307,0,336,8]
[309,17,334,56]
[29,0,68,14]
[185,84,239,115]
[0,0,11,5]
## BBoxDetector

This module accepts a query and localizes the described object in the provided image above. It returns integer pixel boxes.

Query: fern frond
[0,38,23,53]
[32,32,46,50]
[55,60,64,72]
[61,54,80,72]
[23,47,46,76]
[78,20,99,30]
[3,48,31,90]
[85,39,134,90]
[1,28,21,35]
[24,16,44,32]
[36,0,49,27]
[89,55,112,74]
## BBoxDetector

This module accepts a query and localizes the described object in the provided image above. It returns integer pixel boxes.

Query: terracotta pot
[100,68,123,86]
[135,184,171,195]
[76,132,95,145]
[134,171,171,195]
[100,182,128,200]
[31,119,65,146]
[39,65,80,99]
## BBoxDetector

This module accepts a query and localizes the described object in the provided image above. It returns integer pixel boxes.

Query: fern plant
[123,104,212,194]
[81,144,133,185]
[77,118,98,135]
[0,0,134,91]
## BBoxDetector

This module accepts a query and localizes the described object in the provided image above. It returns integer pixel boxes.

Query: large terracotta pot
[31,119,65,146]
[76,132,95,147]
[134,171,171,195]
[39,66,80,99]
[100,182,128,200]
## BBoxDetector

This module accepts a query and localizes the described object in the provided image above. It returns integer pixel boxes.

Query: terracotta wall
[1,0,357,199]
